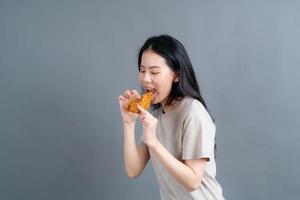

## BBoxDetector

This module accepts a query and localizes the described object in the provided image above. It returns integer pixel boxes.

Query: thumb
[137,104,147,114]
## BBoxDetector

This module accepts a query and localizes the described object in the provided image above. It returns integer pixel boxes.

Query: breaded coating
[127,92,153,113]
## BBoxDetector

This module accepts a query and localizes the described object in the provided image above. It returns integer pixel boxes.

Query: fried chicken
[127,92,154,114]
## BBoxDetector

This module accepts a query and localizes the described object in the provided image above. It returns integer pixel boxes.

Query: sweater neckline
[161,97,187,117]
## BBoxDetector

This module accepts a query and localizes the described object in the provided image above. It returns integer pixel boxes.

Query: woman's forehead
[141,51,168,68]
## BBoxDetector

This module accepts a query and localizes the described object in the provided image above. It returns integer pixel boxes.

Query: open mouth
[145,88,156,94]
[144,88,157,101]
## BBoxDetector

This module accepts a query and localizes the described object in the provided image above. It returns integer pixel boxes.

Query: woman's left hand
[137,105,158,147]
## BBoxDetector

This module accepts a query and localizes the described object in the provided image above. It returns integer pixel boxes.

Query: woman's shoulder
[180,96,206,112]
[180,97,214,123]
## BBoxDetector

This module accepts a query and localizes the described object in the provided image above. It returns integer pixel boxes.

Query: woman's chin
[151,97,160,105]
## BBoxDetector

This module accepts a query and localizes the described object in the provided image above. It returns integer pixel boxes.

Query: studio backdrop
[1,0,299,199]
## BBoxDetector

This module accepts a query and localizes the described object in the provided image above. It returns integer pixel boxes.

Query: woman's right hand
[118,89,141,123]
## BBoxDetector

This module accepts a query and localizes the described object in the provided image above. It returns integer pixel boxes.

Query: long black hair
[138,34,208,109]
[137,34,217,157]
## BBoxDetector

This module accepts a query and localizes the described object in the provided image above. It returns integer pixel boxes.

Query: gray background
[1,0,299,199]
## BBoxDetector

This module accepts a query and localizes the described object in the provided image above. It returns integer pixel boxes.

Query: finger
[137,104,148,115]
[118,96,127,110]
[123,90,132,98]
[131,90,141,99]
[118,96,125,106]
[118,95,125,101]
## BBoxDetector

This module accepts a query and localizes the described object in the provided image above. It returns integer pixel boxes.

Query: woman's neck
[161,100,179,113]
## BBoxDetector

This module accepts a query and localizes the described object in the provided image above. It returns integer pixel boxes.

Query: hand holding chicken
[127,92,153,114]
[137,104,158,147]
[118,90,153,123]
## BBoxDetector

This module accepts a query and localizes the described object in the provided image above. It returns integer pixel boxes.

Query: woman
[118,34,225,200]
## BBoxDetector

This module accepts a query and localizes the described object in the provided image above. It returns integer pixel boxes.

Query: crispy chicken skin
[127,92,153,113]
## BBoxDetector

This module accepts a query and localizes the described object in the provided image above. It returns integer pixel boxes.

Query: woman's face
[139,50,178,106]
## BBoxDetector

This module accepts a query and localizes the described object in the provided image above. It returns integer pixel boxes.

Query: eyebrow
[140,65,160,69]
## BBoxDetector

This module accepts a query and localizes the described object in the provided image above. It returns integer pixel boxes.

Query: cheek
[138,74,142,83]
[156,81,171,95]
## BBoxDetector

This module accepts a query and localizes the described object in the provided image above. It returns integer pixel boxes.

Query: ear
[174,72,179,82]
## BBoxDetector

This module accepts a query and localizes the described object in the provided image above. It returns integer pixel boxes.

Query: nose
[142,72,152,83]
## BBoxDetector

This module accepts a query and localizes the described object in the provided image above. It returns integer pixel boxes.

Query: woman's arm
[123,122,150,178]
[137,105,207,191]
[118,90,150,178]
[148,141,208,191]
